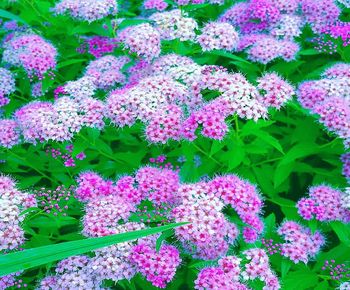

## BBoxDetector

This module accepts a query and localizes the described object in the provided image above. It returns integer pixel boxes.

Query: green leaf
[0,9,27,24]
[57,59,86,69]
[156,229,174,251]
[281,259,293,278]
[314,281,329,290]
[0,222,187,276]
[308,219,318,234]
[330,221,350,246]
[274,162,295,188]
[250,130,284,154]
[298,49,320,56]
[282,268,318,289]
[18,176,42,188]
[210,140,226,156]
[208,50,251,64]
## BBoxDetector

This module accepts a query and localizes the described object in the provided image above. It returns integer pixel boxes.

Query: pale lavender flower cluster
[150,9,198,41]
[117,23,161,60]
[0,92,105,146]
[297,185,350,222]
[195,249,280,290]
[297,63,350,148]
[0,68,15,107]
[144,0,168,11]
[0,120,20,148]
[85,55,130,89]
[53,0,118,22]
[2,33,57,80]
[278,221,325,263]
[0,53,296,148]
[220,0,302,63]
[0,175,36,251]
[197,22,239,51]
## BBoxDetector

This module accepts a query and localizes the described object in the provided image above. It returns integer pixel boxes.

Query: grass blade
[0,222,187,276]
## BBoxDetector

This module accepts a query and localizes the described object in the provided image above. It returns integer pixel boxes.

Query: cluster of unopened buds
[32,185,75,216]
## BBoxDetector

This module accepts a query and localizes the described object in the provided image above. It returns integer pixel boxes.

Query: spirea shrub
[0,0,350,289]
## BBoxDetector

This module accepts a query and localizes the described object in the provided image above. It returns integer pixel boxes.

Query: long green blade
[0,9,27,24]
[0,222,187,276]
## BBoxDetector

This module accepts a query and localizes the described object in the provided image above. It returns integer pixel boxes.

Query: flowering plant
[0,0,350,289]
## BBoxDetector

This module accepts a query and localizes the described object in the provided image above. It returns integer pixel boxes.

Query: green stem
[234,115,240,136]
[253,157,283,166]
[266,198,295,208]
[193,143,221,165]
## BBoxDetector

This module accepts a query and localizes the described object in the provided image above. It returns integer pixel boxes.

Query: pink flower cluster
[2,91,105,145]
[150,9,198,41]
[172,175,264,259]
[76,166,179,206]
[144,0,168,11]
[85,55,130,89]
[297,63,350,148]
[0,119,20,148]
[172,186,240,259]
[73,170,183,288]
[197,22,239,51]
[195,249,280,290]
[3,34,57,80]
[321,259,350,282]
[130,243,181,288]
[301,0,340,33]
[53,0,118,22]
[277,221,325,263]
[75,166,263,260]
[117,23,161,60]
[78,36,118,58]
[220,0,302,63]
[0,55,297,148]
[257,72,294,109]
[0,175,36,251]
[238,34,299,64]
[297,185,350,222]
[174,0,225,5]
[342,153,350,180]
[39,255,103,289]
[0,68,15,107]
